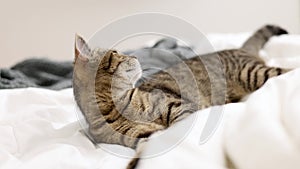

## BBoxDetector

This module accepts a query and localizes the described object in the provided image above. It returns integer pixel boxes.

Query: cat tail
[126,139,148,169]
[241,24,288,56]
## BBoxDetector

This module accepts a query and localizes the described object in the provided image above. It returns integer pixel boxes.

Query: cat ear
[101,50,115,70]
[75,34,90,62]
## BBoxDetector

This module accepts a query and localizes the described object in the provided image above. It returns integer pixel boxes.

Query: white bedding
[1,34,300,169]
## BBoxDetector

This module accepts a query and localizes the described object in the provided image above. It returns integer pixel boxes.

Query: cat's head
[73,34,142,87]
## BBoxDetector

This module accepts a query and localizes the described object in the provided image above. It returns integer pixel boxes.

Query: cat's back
[138,49,263,105]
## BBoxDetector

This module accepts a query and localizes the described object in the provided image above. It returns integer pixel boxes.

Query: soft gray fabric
[0,38,195,90]
[125,38,195,83]
[0,58,73,90]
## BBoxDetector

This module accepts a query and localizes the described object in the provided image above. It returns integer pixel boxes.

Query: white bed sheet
[0,34,300,169]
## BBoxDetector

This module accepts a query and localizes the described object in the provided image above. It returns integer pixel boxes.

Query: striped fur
[73,25,290,168]
[241,25,288,55]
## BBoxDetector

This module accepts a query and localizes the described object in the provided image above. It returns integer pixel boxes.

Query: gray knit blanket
[0,38,194,90]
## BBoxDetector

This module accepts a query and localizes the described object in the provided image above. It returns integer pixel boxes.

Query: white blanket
[0,34,300,169]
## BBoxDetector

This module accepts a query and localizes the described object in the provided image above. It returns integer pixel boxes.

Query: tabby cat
[73,25,289,168]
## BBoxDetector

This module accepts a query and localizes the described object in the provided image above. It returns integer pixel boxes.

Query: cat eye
[126,68,135,72]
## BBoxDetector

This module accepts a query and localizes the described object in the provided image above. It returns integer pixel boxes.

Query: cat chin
[130,71,143,87]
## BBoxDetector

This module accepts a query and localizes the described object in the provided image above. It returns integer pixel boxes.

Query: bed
[1,33,300,169]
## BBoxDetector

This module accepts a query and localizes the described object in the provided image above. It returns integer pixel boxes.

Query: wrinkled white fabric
[0,34,299,169]
[0,88,130,169]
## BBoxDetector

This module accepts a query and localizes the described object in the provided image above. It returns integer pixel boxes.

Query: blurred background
[0,0,299,67]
